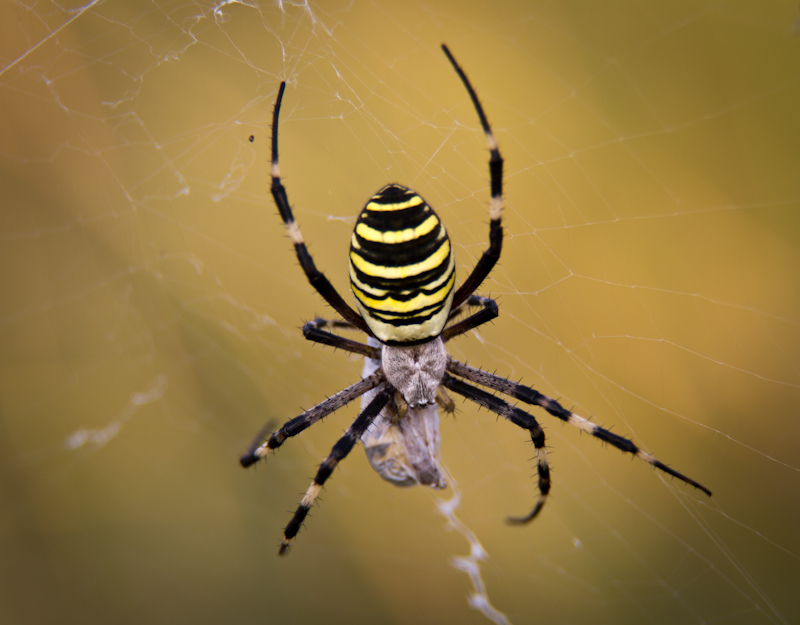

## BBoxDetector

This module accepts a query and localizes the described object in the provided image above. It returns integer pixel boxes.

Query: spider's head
[380,338,448,408]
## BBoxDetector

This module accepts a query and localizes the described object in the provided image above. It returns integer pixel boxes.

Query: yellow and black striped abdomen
[349,184,455,344]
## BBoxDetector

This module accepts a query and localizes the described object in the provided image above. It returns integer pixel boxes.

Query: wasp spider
[241,44,712,555]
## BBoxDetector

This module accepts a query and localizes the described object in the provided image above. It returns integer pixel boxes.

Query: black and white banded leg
[269,82,372,335]
[443,373,551,523]
[239,373,383,468]
[441,44,504,310]
[447,359,713,497]
[279,386,393,555]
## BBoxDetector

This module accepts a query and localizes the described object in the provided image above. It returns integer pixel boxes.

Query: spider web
[2,1,799,624]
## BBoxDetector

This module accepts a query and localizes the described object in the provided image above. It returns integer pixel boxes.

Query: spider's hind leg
[441,45,504,310]
[268,82,371,334]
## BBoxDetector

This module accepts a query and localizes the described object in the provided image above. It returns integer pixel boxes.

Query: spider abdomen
[349,184,455,344]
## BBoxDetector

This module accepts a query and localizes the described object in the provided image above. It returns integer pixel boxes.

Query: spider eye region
[381,338,448,408]
[349,184,455,343]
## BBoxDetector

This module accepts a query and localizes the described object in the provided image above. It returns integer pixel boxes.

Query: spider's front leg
[442,373,551,523]
[279,385,392,555]
[239,373,382,467]
[448,360,713,498]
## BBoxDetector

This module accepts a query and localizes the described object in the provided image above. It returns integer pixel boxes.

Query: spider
[241,44,712,555]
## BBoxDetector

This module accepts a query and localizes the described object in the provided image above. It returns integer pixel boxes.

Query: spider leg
[445,296,471,323]
[303,318,380,360]
[441,295,498,342]
[305,317,359,331]
[446,292,491,322]
[447,360,713,497]
[239,373,383,467]
[442,373,550,524]
[441,45,504,310]
[279,385,392,555]
[269,83,371,334]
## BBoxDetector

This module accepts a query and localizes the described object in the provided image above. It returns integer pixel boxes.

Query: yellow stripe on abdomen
[349,184,455,344]
[350,258,456,314]
[355,214,439,244]
[364,195,424,212]
[350,239,450,281]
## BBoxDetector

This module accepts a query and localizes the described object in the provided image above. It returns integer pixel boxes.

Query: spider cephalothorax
[380,338,448,408]
[240,44,711,555]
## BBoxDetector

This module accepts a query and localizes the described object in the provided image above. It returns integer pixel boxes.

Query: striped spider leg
[445,360,713,520]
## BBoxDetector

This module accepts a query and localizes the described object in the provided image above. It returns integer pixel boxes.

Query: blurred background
[2,1,799,624]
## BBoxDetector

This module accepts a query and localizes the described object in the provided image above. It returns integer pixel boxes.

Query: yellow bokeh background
[1,2,799,624]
